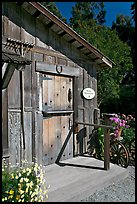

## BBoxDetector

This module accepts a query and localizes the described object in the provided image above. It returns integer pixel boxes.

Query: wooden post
[104,114,110,170]
[104,128,110,170]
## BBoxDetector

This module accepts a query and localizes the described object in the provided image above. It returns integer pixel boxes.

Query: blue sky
[55,2,133,27]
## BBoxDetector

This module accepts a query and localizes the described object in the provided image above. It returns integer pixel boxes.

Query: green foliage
[69,3,134,113]
[2,160,49,202]
[87,26,133,110]
[122,115,135,145]
[69,2,106,31]
[94,114,135,161]
[123,127,135,148]
[119,84,135,114]
[39,2,67,23]
[130,2,135,22]
[111,13,135,91]
[94,128,104,160]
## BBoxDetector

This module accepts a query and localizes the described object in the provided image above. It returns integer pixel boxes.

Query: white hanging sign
[82,88,95,100]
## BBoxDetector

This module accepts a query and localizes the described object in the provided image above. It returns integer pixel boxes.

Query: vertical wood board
[24,112,32,163]
[8,69,21,109]
[35,111,43,165]
[8,112,21,165]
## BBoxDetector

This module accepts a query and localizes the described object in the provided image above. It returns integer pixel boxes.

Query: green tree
[130,2,135,22]
[69,2,106,31]
[111,13,135,84]
[111,7,135,114]
[69,3,133,113]
[39,2,67,23]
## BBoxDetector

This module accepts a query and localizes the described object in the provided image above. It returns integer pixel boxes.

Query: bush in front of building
[2,159,49,202]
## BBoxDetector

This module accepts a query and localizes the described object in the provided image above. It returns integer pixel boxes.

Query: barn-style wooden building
[2,2,114,166]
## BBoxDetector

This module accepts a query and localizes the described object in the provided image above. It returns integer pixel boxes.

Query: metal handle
[69,118,72,130]
[68,88,72,103]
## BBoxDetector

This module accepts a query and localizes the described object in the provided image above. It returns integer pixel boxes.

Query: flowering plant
[2,159,49,202]
[109,114,130,139]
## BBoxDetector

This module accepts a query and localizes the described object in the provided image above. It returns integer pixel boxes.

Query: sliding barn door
[42,74,73,165]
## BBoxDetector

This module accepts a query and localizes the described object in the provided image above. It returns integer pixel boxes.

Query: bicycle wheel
[110,140,129,168]
[129,138,135,162]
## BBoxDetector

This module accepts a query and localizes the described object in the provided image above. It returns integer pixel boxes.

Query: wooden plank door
[42,74,73,165]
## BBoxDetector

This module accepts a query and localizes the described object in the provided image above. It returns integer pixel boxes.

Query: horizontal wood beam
[75,121,113,129]
[75,120,112,170]
[36,61,80,77]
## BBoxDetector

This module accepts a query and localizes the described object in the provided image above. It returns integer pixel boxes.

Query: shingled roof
[17,2,115,68]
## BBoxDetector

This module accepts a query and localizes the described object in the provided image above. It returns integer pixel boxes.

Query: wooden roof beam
[58,30,67,37]
[32,10,41,18]
[68,38,76,43]
[46,21,55,28]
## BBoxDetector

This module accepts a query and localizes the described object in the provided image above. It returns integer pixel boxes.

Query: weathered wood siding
[2,2,98,166]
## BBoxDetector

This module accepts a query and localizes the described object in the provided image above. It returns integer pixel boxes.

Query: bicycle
[110,133,129,168]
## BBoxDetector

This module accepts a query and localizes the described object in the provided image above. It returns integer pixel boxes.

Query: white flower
[20,177,24,183]
[26,187,29,193]
[21,194,24,198]
[19,190,24,195]
[24,178,29,182]
[18,172,21,177]
[22,169,26,173]
[35,197,38,201]
[31,192,36,198]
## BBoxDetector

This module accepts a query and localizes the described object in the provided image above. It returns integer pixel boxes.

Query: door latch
[68,88,72,103]
[69,118,72,130]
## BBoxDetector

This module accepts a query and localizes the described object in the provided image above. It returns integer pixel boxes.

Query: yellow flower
[26,187,29,193]
[26,168,30,172]
[8,195,13,199]
[9,189,14,195]
[2,198,5,201]
[22,169,26,173]
[31,192,36,198]
[21,194,24,198]
[15,175,19,179]
[35,163,38,168]
[27,172,30,176]
[26,181,33,188]
[35,197,38,201]
[16,195,20,200]
[30,181,33,187]
[24,178,29,182]
[19,189,24,195]
[35,188,39,195]
[11,173,14,179]
[20,177,24,183]
[39,195,44,201]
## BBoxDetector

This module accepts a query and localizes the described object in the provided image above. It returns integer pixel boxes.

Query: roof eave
[18,2,115,68]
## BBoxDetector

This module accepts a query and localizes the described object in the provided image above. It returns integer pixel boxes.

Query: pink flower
[109,114,130,139]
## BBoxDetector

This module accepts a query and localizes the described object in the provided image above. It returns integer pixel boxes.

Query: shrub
[95,113,135,160]
[2,159,49,202]
[94,127,104,160]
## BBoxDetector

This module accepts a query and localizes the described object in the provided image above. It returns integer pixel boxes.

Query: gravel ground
[81,164,135,202]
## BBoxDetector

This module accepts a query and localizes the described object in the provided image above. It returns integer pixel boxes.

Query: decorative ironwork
[56,65,63,74]
[4,38,34,56]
